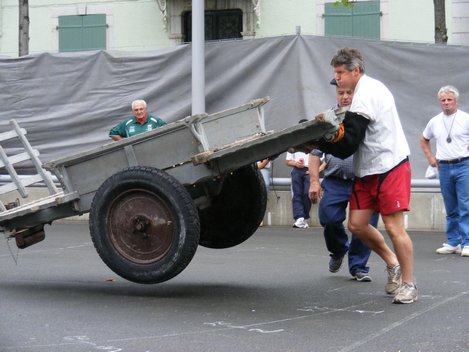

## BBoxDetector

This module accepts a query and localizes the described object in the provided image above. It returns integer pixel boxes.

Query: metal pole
[191,0,205,114]
[271,177,441,191]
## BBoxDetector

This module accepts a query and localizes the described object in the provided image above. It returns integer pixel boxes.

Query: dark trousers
[291,167,311,220]
[318,177,379,275]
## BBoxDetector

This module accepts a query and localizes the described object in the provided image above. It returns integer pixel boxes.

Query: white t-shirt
[422,110,469,161]
[286,151,309,168]
[350,75,410,177]
[256,160,271,169]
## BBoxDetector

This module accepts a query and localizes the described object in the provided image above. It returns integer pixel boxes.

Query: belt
[438,156,469,164]
[327,175,354,182]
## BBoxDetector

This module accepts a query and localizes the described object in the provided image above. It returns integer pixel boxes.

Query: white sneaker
[293,217,305,228]
[461,246,469,257]
[436,243,461,254]
[393,282,418,304]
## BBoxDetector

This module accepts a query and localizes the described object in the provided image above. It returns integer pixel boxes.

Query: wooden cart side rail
[44,122,189,170]
[0,191,79,224]
[186,97,269,151]
[191,117,338,166]
[44,97,270,171]
[184,96,269,124]
[191,132,271,164]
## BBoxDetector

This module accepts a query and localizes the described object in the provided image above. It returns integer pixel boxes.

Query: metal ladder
[0,119,60,212]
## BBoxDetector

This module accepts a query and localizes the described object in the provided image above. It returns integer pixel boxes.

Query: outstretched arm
[318,111,369,159]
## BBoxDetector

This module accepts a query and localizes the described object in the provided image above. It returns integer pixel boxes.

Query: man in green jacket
[109,99,166,140]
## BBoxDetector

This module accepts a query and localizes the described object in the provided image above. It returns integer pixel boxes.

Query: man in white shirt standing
[315,48,417,304]
[420,85,469,257]
[286,120,312,229]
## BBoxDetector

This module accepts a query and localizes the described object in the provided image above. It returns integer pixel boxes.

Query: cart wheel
[89,166,200,284]
[198,164,267,249]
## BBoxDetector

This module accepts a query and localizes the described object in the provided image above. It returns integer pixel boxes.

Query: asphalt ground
[0,223,468,352]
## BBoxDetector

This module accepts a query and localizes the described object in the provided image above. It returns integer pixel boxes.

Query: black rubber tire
[198,165,267,249]
[89,166,200,284]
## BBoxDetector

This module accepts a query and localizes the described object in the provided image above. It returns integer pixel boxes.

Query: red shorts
[349,159,411,215]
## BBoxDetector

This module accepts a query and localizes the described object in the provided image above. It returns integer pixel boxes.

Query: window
[182,9,243,42]
[324,1,380,40]
[58,14,106,52]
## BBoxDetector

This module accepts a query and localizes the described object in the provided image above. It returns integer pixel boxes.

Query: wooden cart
[0,97,338,284]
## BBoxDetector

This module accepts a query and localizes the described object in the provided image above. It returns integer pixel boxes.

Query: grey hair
[131,99,147,109]
[330,48,365,73]
[438,85,459,100]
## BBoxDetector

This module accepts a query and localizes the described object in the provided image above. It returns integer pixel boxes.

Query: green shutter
[58,16,83,52]
[325,1,380,40]
[59,14,106,52]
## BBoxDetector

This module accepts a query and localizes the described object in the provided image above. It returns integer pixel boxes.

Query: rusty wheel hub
[106,189,176,264]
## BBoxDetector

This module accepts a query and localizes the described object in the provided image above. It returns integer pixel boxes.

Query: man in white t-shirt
[286,120,312,229]
[420,85,469,257]
[315,48,417,304]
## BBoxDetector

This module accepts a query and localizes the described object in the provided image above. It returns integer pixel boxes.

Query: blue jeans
[318,177,379,275]
[438,158,469,248]
[291,167,311,220]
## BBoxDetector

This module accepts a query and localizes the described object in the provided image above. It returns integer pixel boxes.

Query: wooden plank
[0,191,79,221]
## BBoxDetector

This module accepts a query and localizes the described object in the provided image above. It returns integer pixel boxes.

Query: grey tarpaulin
[1,35,468,178]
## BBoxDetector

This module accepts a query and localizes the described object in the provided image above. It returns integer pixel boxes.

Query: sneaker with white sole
[385,264,401,295]
[393,282,418,304]
[293,217,305,228]
[436,243,461,254]
[352,272,372,282]
[461,246,469,257]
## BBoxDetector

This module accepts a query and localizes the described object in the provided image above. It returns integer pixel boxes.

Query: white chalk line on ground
[2,292,467,351]
[336,290,469,352]
[0,299,385,350]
